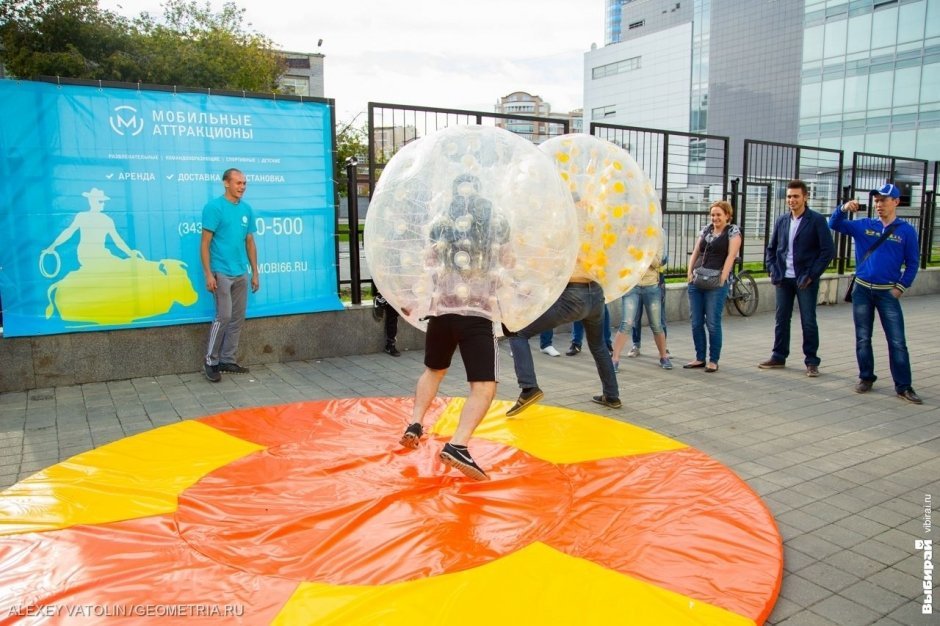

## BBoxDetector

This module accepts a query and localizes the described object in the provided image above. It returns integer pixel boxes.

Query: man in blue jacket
[759,180,835,377]
[829,183,921,404]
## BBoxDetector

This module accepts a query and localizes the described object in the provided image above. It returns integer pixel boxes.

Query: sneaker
[758,359,785,369]
[591,395,622,409]
[627,345,641,358]
[203,362,221,382]
[540,345,561,357]
[218,362,249,374]
[612,360,619,374]
[384,344,401,357]
[439,443,488,481]
[855,379,873,394]
[898,389,923,404]
[806,365,819,378]
[506,387,544,417]
[399,422,423,448]
[660,357,673,370]
[566,343,581,356]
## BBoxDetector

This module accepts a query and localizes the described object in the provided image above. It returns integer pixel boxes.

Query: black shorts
[424,314,499,382]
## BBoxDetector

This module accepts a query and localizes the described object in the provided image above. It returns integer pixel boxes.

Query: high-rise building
[798,0,939,159]
[587,0,938,175]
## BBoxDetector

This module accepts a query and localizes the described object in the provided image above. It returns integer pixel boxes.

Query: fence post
[836,185,852,275]
[923,189,935,270]
[346,157,362,305]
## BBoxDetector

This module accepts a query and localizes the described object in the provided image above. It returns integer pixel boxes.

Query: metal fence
[590,123,730,276]
[342,108,936,300]
[842,152,934,271]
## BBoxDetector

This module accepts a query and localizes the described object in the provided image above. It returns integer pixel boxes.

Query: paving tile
[839,580,908,614]
[808,593,882,625]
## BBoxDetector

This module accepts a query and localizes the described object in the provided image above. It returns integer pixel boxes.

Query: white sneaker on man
[540,346,561,357]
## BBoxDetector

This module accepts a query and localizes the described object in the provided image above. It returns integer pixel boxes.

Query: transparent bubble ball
[365,125,579,332]
[540,134,664,302]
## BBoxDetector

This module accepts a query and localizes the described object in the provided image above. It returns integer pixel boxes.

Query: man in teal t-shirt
[200,168,259,382]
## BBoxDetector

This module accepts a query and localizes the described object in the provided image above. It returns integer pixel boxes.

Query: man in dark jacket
[759,179,835,377]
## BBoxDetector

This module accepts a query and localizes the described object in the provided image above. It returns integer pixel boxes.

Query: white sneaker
[627,345,641,358]
[540,345,561,357]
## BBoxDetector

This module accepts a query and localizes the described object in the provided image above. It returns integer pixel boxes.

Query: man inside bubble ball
[506,195,621,415]
[398,174,512,481]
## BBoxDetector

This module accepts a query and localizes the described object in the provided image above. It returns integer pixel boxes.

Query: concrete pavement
[1,294,938,625]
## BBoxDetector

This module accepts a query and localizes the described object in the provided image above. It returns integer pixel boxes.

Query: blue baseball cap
[872,183,900,199]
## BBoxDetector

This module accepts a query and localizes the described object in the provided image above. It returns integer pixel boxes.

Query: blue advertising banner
[0,79,342,338]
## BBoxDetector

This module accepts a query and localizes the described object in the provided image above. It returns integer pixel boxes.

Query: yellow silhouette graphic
[41,188,198,325]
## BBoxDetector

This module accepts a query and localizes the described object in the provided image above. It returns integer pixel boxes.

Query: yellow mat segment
[274,542,753,626]
[0,421,263,535]
[431,398,686,464]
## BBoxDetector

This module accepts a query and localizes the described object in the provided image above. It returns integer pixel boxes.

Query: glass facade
[798,0,939,160]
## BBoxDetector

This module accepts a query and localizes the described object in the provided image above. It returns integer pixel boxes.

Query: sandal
[704,364,719,373]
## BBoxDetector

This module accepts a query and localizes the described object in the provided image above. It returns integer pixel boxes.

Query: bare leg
[611,330,630,364]
[450,381,497,445]
[411,367,446,426]
[653,331,668,359]
[401,367,446,448]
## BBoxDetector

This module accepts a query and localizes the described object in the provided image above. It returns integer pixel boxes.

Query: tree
[335,116,367,198]
[133,0,283,92]
[0,0,283,92]
[0,0,140,80]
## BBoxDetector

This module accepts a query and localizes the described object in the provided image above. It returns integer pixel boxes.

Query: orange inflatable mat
[0,397,782,625]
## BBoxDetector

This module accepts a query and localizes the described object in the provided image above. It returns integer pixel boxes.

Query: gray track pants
[205,273,247,366]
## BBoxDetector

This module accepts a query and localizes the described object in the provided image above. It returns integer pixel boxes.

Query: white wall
[584,22,693,133]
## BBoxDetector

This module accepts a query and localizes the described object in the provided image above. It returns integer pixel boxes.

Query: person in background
[625,249,669,359]
[684,201,741,373]
[829,183,921,404]
[759,179,834,377]
[371,281,401,357]
[201,168,259,382]
[612,238,671,371]
[539,329,561,357]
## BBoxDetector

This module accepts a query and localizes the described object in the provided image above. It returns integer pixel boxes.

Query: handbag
[843,223,900,303]
[691,231,722,290]
[692,266,722,290]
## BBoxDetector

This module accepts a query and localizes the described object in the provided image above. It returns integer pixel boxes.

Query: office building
[587,0,938,176]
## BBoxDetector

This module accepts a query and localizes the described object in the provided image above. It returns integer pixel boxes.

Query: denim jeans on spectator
[510,282,618,399]
[572,305,611,347]
[688,281,730,363]
[617,285,665,336]
[771,277,821,366]
[851,284,913,393]
[539,330,554,350]
[632,274,667,346]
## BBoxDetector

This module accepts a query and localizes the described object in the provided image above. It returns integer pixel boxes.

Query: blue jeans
[851,284,913,393]
[571,306,611,347]
[510,282,618,399]
[688,282,730,363]
[617,285,665,335]
[539,330,554,350]
[772,278,821,366]
[632,274,667,345]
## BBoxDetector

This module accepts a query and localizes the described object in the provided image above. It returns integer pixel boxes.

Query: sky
[98,0,606,125]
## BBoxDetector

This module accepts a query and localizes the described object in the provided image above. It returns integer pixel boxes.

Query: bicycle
[726,268,759,316]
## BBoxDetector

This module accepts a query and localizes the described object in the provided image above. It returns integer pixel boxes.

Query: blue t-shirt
[202,195,256,276]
